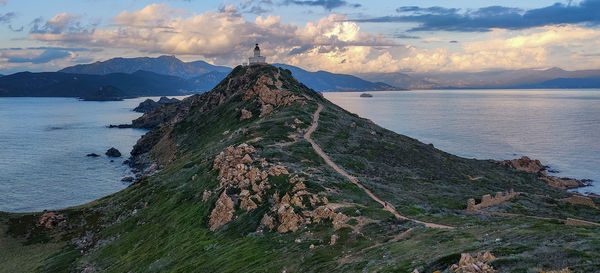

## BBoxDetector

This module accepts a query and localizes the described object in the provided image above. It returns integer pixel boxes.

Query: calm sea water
[324,89,600,194]
[0,97,153,212]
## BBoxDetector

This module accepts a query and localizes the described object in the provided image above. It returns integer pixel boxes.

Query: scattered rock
[105,147,122,157]
[86,153,100,157]
[121,176,134,182]
[240,109,253,120]
[222,130,230,136]
[208,192,235,231]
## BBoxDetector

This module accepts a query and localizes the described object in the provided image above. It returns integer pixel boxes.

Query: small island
[360,93,373,98]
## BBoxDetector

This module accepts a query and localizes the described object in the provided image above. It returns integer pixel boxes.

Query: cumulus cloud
[20,3,600,74]
[28,4,398,72]
[353,0,600,32]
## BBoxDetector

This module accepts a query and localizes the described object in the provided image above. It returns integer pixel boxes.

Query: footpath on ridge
[304,103,454,230]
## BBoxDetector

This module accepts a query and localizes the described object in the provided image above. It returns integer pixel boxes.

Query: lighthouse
[248,44,267,65]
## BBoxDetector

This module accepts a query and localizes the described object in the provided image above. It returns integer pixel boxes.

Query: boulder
[208,192,235,231]
[106,147,122,157]
[121,176,134,182]
[86,153,100,157]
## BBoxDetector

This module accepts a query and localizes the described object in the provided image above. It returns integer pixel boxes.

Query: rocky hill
[1,65,598,273]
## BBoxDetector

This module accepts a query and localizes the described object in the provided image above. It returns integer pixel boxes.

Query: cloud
[19,3,600,74]
[0,47,91,66]
[0,12,15,24]
[30,13,92,34]
[28,5,398,71]
[7,49,71,64]
[283,0,360,10]
[352,0,600,32]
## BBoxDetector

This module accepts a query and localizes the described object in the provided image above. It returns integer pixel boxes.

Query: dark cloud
[283,0,360,10]
[393,33,420,39]
[8,25,23,32]
[7,48,72,64]
[0,12,15,24]
[352,0,600,32]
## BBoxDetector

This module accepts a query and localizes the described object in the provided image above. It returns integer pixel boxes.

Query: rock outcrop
[208,192,235,231]
[449,251,497,273]
[37,211,66,229]
[494,157,587,189]
[240,109,253,120]
[133,97,179,113]
[560,195,597,209]
[467,189,519,211]
[209,143,347,233]
[496,156,545,173]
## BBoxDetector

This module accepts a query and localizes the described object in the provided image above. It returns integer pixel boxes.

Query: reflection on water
[0,97,182,212]
[324,89,600,194]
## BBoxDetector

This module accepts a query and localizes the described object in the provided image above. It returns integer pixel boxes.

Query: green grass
[2,64,599,272]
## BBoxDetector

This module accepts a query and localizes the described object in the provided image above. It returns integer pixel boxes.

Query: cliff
[1,64,598,273]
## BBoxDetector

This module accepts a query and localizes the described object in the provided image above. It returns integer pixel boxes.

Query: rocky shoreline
[493,156,592,190]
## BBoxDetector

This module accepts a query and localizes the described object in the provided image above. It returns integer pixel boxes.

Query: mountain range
[0,56,401,97]
[1,64,598,272]
[360,67,600,89]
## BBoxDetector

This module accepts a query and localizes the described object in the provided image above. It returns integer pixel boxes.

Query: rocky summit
[1,64,599,273]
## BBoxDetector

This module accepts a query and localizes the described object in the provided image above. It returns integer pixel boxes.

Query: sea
[0,90,598,212]
[324,89,600,195]
[0,97,155,212]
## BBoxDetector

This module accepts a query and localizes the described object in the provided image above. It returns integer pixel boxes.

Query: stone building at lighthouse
[248,44,267,65]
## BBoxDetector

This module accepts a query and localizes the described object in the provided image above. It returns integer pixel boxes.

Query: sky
[1,0,600,75]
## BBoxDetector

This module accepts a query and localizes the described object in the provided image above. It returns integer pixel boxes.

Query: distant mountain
[0,70,196,97]
[273,64,401,91]
[512,76,600,89]
[59,55,232,79]
[362,67,600,89]
[358,72,437,90]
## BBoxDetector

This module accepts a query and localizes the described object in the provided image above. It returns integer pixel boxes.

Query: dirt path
[304,103,454,229]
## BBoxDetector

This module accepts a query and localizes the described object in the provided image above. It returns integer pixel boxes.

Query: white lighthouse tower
[248,44,267,65]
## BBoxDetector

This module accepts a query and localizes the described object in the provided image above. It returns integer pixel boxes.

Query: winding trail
[304,103,454,229]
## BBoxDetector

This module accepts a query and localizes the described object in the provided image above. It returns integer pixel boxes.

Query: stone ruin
[467,189,519,211]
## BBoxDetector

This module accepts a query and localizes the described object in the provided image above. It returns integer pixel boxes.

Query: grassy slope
[1,65,598,273]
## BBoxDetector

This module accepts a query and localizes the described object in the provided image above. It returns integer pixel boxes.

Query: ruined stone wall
[467,189,519,211]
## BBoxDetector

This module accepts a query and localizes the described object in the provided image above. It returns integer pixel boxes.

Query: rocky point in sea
[2,64,598,272]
